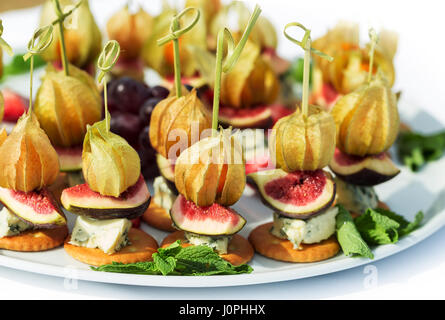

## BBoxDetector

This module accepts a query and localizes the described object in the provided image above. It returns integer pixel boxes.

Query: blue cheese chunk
[184,232,231,254]
[335,177,379,214]
[69,216,131,255]
[0,207,32,238]
[153,176,177,212]
[271,206,339,249]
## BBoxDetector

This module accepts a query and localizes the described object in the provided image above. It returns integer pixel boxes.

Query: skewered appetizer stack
[143,8,212,231]
[329,29,400,215]
[248,23,341,262]
[61,41,157,266]
[106,3,153,80]
[158,5,264,266]
[190,2,284,129]
[142,2,208,88]
[34,0,102,173]
[39,0,101,73]
[0,26,68,252]
[311,22,398,110]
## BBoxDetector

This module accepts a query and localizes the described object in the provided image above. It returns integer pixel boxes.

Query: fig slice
[61,175,151,220]
[171,194,246,236]
[218,105,272,129]
[0,187,66,228]
[55,145,82,172]
[156,153,175,183]
[248,169,336,218]
[329,148,400,186]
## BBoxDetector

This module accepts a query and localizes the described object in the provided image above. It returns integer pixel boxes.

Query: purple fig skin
[66,196,151,220]
[0,188,66,229]
[329,148,400,186]
[258,183,336,219]
[333,169,400,186]
[65,197,151,220]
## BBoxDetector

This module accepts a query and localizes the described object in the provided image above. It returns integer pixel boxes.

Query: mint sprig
[397,130,445,172]
[355,208,424,244]
[91,241,253,276]
[336,205,424,259]
[336,205,374,259]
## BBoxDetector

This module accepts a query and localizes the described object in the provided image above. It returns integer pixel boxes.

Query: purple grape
[138,126,155,153]
[150,85,170,99]
[139,97,162,126]
[141,163,159,180]
[110,112,143,149]
[107,77,151,115]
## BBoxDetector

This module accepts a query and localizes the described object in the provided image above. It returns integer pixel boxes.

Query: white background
[0,0,445,299]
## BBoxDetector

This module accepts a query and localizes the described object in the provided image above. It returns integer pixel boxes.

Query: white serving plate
[1,63,444,287]
[0,98,444,287]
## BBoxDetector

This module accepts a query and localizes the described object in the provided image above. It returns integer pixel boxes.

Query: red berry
[2,89,28,122]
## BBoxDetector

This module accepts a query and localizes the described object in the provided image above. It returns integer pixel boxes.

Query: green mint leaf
[91,240,253,276]
[157,240,183,257]
[354,208,400,245]
[336,205,374,259]
[91,261,160,275]
[153,253,176,275]
[354,208,424,245]
[175,245,252,275]
[2,53,45,79]
[397,130,445,172]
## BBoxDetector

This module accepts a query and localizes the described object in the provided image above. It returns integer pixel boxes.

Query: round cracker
[64,228,158,267]
[248,222,340,263]
[142,202,176,232]
[0,225,68,252]
[161,231,254,266]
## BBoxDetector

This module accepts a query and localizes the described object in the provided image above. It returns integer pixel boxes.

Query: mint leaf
[355,209,400,245]
[397,130,445,171]
[371,208,424,237]
[91,261,159,275]
[175,245,252,275]
[91,240,253,276]
[336,205,374,259]
[399,211,424,236]
[153,253,176,276]
[1,53,46,80]
[354,208,424,245]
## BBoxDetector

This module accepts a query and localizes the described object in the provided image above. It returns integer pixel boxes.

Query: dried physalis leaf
[312,21,359,79]
[149,87,211,159]
[175,129,245,207]
[106,5,153,61]
[82,113,141,197]
[312,22,396,94]
[221,40,279,108]
[34,63,102,147]
[0,113,60,192]
[39,0,102,68]
[142,5,206,78]
[269,104,336,172]
[331,76,400,156]
[209,1,276,51]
